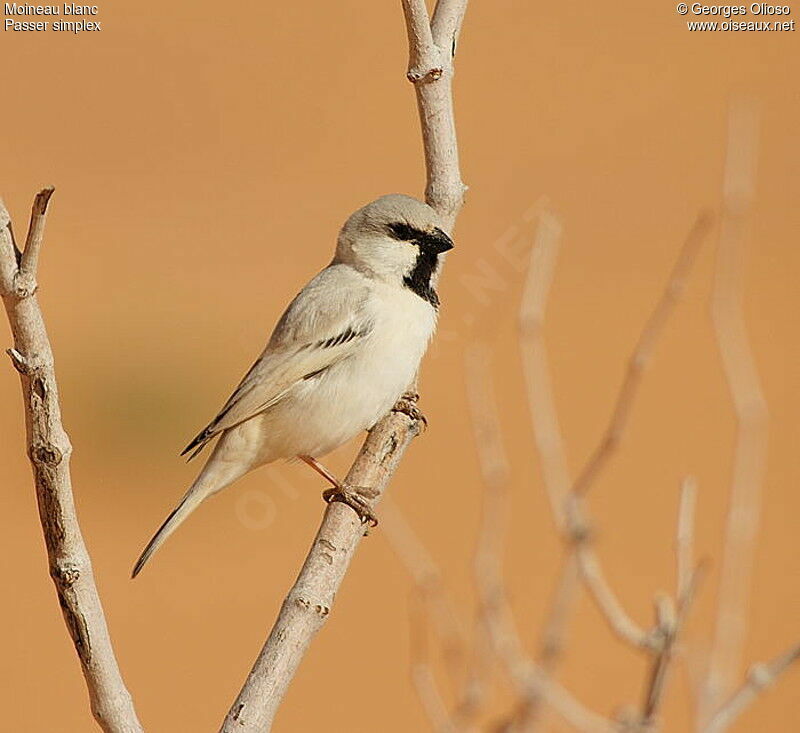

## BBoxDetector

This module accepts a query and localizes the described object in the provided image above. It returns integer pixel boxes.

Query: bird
[132,194,454,578]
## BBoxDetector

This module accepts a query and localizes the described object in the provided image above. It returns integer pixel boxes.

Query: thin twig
[402,0,442,83]
[409,590,461,733]
[638,486,706,732]
[700,99,769,725]
[569,213,711,646]
[704,643,800,733]
[518,210,712,726]
[382,497,470,693]
[516,210,579,726]
[571,212,713,498]
[676,476,697,603]
[640,567,705,731]
[17,186,54,292]
[518,209,569,528]
[219,3,469,730]
[466,345,619,733]
[0,191,143,733]
[406,0,469,228]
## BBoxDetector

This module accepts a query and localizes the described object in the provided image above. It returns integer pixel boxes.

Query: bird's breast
[260,284,437,459]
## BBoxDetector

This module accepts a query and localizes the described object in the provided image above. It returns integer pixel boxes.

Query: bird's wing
[182,266,372,459]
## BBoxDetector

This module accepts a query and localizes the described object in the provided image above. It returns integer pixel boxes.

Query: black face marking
[404,248,441,308]
[388,222,424,242]
[388,221,454,253]
[389,222,453,307]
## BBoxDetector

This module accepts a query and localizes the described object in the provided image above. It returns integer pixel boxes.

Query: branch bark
[219,3,469,730]
[0,190,143,733]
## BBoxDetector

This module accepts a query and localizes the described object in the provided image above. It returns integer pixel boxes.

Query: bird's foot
[322,484,379,527]
[392,391,427,430]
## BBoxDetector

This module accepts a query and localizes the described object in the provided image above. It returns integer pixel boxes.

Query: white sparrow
[132,194,453,577]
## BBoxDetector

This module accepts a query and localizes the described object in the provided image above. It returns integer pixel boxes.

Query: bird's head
[334,194,454,306]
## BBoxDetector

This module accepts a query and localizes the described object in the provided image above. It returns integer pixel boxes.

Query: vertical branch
[700,99,768,725]
[516,210,586,730]
[676,476,697,604]
[518,209,569,527]
[0,191,143,733]
[404,0,469,228]
[219,3,469,730]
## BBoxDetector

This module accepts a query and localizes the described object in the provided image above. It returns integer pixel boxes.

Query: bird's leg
[299,455,379,527]
[299,454,341,485]
[391,390,427,429]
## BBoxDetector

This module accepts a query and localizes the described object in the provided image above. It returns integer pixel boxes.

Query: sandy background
[1,1,798,731]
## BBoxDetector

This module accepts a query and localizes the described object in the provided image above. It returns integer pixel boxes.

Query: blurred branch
[571,211,713,499]
[466,346,619,733]
[676,477,698,604]
[383,497,469,689]
[639,565,706,732]
[517,208,711,726]
[0,190,143,733]
[561,212,711,638]
[704,643,800,733]
[220,3,469,730]
[409,590,462,733]
[700,99,770,725]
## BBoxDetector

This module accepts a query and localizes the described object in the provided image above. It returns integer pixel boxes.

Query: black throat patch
[404,249,440,308]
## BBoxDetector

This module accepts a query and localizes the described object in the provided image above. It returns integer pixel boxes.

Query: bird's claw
[323,485,379,527]
[392,391,427,429]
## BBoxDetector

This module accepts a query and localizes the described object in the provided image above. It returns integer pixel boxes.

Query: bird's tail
[131,481,211,579]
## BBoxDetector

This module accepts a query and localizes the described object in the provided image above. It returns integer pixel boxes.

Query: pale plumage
[132,194,453,577]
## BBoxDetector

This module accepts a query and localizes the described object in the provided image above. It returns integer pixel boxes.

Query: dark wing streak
[180,323,372,460]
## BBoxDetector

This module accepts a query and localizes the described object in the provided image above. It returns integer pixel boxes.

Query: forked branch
[0,190,143,733]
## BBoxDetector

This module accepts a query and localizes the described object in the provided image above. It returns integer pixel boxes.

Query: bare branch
[466,345,619,733]
[676,476,697,603]
[569,214,711,647]
[517,209,712,729]
[219,6,469,729]
[700,99,768,724]
[704,643,800,733]
[431,0,469,52]
[0,192,143,733]
[382,497,470,691]
[17,185,55,291]
[639,567,705,731]
[219,416,422,731]
[408,0,469,227]
[401,0,442,83]
[519,208,569,527]
[519,211,655,654]
[572,211,713,498]
[408,590,461,733]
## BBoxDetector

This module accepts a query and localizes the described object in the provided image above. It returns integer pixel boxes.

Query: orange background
[1,1,798,731]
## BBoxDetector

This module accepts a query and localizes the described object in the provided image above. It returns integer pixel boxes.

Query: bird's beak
[424,227,455,253]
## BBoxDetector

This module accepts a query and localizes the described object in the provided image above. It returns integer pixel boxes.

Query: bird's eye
[387,222,419,242]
